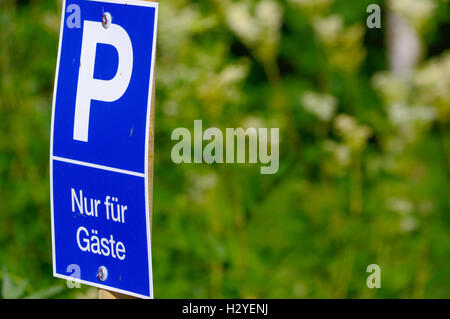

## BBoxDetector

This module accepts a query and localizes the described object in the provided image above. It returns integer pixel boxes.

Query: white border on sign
[49,0,159,299]
[53,156,146,178]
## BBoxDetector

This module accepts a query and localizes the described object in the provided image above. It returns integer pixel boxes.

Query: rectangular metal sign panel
[50,0,158,298]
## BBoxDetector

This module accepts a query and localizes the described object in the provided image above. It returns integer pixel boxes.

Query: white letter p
[73,21,133,142]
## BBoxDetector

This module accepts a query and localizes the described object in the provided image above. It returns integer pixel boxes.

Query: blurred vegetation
[0,0,449,298]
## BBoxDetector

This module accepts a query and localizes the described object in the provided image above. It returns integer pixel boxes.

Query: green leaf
[25,285,65,299]
[1,267,28,299]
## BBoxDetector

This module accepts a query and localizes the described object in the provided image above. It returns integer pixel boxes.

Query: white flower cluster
[334,114,373,152]
[158,3,206,58]
[312,14,343,46]
[218,63,250,87]
[414,51,450,121]
[187,172,219,204]
[301,90,337,122]
[387,103,436,128]
[226,2,260,45]
[372,72,410,104]
[373,50,450,128]
[386,197,434,232]
[225,0,283,63]
[197,61,250,114]
[323,139,351,168]
[291,0,365,73]
[388,0,436,32]
[311,15,366,73]
[322,114,373,173]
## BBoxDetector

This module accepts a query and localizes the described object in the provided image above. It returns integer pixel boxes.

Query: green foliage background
[0,0,449,298]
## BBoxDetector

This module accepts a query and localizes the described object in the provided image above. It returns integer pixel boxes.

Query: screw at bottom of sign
[97,266,108,282]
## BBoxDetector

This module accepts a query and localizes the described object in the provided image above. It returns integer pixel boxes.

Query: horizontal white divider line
[52,156,145,178]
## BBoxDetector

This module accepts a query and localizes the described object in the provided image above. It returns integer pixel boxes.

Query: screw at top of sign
[97,266,108,282]
[102,12,112,29]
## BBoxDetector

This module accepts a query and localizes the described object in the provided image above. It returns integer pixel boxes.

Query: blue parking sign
[50,0,158,298]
